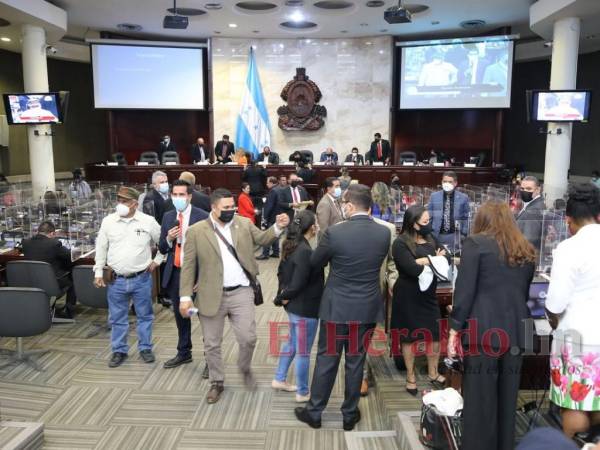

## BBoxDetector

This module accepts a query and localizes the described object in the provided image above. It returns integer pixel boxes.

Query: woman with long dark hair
[545,183,600,438]
[448,201,536,450]
[391,205,448,396]
[272,210,323,403]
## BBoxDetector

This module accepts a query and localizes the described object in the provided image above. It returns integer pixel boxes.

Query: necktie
[174,212,184,268]
[200,146,205,162]
[222,143,227,159]
[377,142,382,159]
[442,194,451,233]
[292,188,300,204]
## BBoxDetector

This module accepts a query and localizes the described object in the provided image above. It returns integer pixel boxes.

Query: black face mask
[290,180,299,188]
[416,223,433,237]
[219,210,235,223]
[391,179,400,186]
[520,191,534,203]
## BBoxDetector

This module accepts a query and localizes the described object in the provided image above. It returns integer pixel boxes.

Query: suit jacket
[276,238,324,318]
[427,190,470,237]
[180,215,278,316]
[158,141,176,159]
[214,140,235,163]
[279,185,310,222]
[344,153,364,165]
[319,152,339,165]
[190,144,213,163]
[242,166,267,197]
[22,234,74,279]
[257,152,280,164]
[516,196,545,252]
[143,188,169,225]
[450,235,535,350]
[158,206,209,288]
[190,190,211,213]
[316,194,343,238]
[311,214,390,323]
[263,187,281,226]
[368,139,391,163]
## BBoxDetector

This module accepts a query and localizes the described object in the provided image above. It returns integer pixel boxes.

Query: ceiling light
[0,37,11,42]
[365,41,372,45]
[205,2,223,9]
[229,23,238,28]
[431,20,440,25]
[289,10,305,22]
[360,23,368,26]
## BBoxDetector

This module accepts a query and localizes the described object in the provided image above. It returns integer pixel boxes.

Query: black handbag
[213,225,264,306]
[419,403,462,450]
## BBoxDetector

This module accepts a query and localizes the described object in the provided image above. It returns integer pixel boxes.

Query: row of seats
[112,151,180,166]
[0,262,107,371]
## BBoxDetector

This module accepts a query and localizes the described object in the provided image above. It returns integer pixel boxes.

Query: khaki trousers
[198,286,256,383]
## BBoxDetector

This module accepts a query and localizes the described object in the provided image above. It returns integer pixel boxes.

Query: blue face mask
[172,197,188,212]
[158,182,169,194]
[333,187,342,198]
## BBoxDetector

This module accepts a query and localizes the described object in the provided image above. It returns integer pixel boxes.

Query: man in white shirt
[178,188,290,404]
[93,186,164,368]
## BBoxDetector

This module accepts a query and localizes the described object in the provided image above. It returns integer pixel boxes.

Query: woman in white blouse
[545,183,600,438]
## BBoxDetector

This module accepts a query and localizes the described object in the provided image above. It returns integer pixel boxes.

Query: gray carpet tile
[42,425,106,450]
[264,429,347,450]
[0,381,64,421]
[94,426,184,450]
[177,430,268,450]
[111,392,203,427]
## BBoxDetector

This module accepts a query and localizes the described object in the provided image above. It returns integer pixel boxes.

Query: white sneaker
[271,380,297,392]
[295,393,310,403]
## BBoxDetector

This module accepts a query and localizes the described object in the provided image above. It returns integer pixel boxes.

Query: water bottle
[187,307,198,317]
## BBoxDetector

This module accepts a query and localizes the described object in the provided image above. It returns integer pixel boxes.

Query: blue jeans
[107,271,154,354]
[274,312,318,395]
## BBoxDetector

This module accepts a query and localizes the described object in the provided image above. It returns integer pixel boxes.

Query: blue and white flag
[235,48,271,159]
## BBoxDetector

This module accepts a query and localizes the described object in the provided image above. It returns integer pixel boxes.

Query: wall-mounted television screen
[529,90,591,122]
[2,93,65,125]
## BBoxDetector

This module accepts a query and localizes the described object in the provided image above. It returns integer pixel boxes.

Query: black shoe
[256,255,269,260]
[158,297,172,308]
[343,408,361,431]
[108,352,128,368]
[270,254,280,258]
[163,354,192,369]
[202,363,210,379]
[140,349,155,363]
[54,307,73,319]
[294,407,321,429]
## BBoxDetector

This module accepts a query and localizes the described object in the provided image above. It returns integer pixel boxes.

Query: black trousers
[58,274,76,312]
[306,321,375,421]
[166,268,192,358]
[461,349,523,450]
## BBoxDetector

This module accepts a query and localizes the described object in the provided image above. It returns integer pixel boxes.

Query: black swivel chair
[6,260,73,324]
[139,152,160,165]
[72,265,109,338]
[112,152,127,166]
[161,151,180,165]
[299,150,314,164]
[399,151,418,164]
[0,287,52,371]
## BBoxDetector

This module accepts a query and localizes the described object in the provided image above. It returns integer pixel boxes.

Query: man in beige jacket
[179,188,289,404]
[316,177,343,239]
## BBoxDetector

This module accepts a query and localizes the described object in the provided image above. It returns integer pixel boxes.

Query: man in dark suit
[515,175,545,251]
[158,135,176,161]
[178,171,211,213]
[367,133,391,165]
[143,170,170,225]
[159,180,209,369]
[295,184,390,431]
[344,147,364,165]
[258,176,282,260]
[242,160,267,207]
[190,137,213,163]
[22,221,76,318]
[278,173,312,223]
[256,146,279,165]
[214,134,235,164]
[319,147,338,165]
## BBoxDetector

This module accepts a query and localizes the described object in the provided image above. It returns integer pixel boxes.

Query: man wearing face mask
[344,147,364,165]
[515,175,546,252]
[93,186,164,368]
[158,135,176,161]
[158,180,209,369]
[427,171,470,252]
[178,188,290,404]
[279,173,312,223]
[143,171,170,225]
[316,177,343,239]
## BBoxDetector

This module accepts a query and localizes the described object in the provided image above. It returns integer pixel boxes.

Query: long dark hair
[281,210,316,261]
[400,205,433,255]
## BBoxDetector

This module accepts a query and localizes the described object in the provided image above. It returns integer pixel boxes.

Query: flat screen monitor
[91,42,205,110]
[530,90,591,122]
[527,281,549,319]
[399,37,514,109]
[2,93,64,125]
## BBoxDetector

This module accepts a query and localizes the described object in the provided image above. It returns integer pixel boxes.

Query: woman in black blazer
[272,210,323,403]
[448,201,536,450]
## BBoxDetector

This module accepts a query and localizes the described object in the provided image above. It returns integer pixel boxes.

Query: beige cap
[116,186,140,201]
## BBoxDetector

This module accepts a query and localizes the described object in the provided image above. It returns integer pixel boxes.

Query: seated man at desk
[22,221,76,318]
[344,147,364,165]
[319,147,339,165]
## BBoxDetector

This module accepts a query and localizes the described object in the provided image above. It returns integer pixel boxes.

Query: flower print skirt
[550,335,600,411]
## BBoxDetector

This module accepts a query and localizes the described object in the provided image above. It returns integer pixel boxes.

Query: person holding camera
[272,210,323,403]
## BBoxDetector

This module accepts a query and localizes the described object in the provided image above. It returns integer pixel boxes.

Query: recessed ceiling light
[214,30,221,34]
[229,23,238,28]
[379,29,388,32]
[205,2,223,9]
[285,0,303,5]
[431,20,440,25]
[289,10,305,22]
[253,30,260,33]
[379,50,385,54]
[360,23,368,26]
[460,19,486,29]
[340,30,348,33]
[313,0,353,10]
[281,20,317,29]
[305,39,311,43]
[366,0,385,7]
[236,1,278,11]
[117,23,143,32]
[166,7,206,16]
[0,37,11,42]
[365,41,372,45]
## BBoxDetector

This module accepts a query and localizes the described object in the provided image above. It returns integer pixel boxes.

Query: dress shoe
[343,408,361,431]
[294,407,321,429]
[271,379,297,392]
[206,381,224,404]
[54,307,73,319]
[295,393,310,403]
[360,378,369,396]
[158,297,172,308]
[256,255,269,260]
[139,349,155,363]
[202,363,210,379]
[270,254,280,258]
[243,371,257,390]
[163,354,192,369]
[108,352,128,368]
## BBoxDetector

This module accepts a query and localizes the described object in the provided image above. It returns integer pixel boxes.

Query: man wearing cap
[93,186,164,368]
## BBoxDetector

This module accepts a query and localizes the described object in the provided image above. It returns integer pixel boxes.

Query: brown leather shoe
[206,382,224,404]
[360,378,369,396]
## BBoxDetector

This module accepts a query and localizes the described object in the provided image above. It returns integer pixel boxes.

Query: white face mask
[442,182,455,193]
[116,203,130,217]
